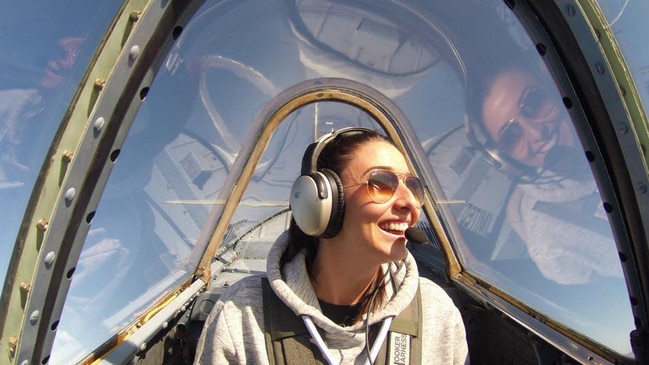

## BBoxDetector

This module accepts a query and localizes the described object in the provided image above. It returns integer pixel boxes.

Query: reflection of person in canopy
[467,62,623,285]
[195,128,468,364]
[0,36,85,187]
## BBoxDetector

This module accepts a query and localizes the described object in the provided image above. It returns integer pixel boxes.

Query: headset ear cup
[466,113,529,179]
[292,127,372,237]
[290,172,333,236]
[320,168,345,238]
[483,145,528,178]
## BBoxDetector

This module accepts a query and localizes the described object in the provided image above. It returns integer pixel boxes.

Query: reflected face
[482,69,574,167]
[39,36,85,89]
[337,140,421,263]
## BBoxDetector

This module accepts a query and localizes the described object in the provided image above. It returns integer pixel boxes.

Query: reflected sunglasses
[497,85,555,153]
[344,169,425,207]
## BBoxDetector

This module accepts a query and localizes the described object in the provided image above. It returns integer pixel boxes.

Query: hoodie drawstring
[302,315,393,365]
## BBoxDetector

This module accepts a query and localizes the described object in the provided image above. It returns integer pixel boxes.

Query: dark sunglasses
[497,85,555,152]
[345,169,425,207]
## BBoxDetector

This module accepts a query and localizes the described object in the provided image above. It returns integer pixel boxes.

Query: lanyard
[302,316,393,365]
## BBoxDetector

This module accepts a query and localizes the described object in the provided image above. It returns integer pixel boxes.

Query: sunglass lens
[520,87,551,119]
[500,122,523,152]
[367,170,398,203]
[405,177,425,205]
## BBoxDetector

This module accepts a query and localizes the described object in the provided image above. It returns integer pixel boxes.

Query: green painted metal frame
[0,0,161,363]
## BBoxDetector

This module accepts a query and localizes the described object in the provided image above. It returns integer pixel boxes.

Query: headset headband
[302,127,374,174]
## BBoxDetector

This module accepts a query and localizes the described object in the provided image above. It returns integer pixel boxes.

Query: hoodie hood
[521,168,598,203]
[266,230,420,336]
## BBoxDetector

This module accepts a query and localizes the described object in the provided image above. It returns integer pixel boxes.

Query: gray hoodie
[506,173,623,285]
[194,231,469,364]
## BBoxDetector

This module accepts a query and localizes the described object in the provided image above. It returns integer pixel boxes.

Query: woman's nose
[520,119,551,144]
[394,181,420,211]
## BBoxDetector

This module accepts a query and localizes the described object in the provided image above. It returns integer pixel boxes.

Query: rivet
[29,310,40,325]
[20,360,29,365]
[130,10,142,21]
[140,343,147,351]
[37,219,49,232]
[637,182,648,194]
[94,78,106,90]
[8,336,18,357]
[44,252,56,269]
[617,123,629,135]
[64,188,76,207]
[129,45,141,61]
[595,62,605,75]
[94,117,105,133]
[620,85,627,97]
[62,150,73,163]
[20,282,30,295]
[566,4,576,17]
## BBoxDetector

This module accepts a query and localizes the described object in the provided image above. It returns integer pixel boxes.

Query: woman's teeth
[537,131,558,154]
[379,222,409,233]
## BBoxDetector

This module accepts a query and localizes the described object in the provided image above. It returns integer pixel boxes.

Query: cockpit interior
[2,0,648,364]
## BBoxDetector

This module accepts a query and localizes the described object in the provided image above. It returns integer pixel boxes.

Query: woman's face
[481,69,574,168]
[335,140,422,264]
[39,36,85,90]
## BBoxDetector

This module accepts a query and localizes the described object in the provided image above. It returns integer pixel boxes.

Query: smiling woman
[453,37,635,355]
[195,128,469,364]
[466,59,623,285]
[2,0,648,364]
[471,63,580,174]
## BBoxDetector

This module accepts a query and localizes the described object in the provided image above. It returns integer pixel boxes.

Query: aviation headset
[464,114,530,179]
[289,127,373,238]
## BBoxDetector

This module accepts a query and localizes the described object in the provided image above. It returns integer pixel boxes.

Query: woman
[194,128,469,364]
[478,66,580,174]
[469,64,622,285]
